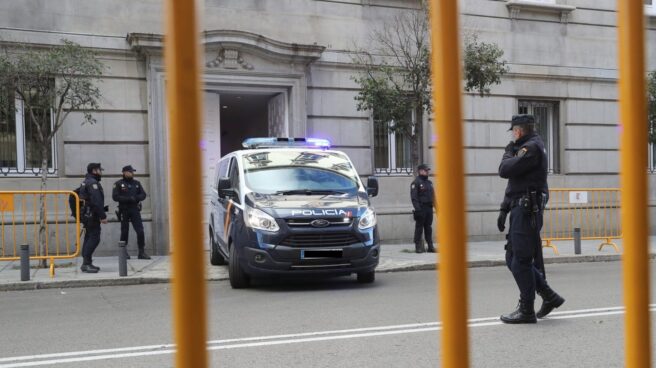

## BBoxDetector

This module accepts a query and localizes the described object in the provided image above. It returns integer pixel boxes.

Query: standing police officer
[79,163,108,273]
[497,115,565,323]
[411,163,436,253]
[112,165,150,259]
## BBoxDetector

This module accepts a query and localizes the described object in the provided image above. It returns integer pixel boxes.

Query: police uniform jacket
[411,176,435,211]
[80,174,107,220]
[112,178,147,210]
[498,133,548,211]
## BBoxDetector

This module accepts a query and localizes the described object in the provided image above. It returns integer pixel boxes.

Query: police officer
[410,163,436,253]
[112,165,150,259]
[79,163,108,273]
[497,115,565,323]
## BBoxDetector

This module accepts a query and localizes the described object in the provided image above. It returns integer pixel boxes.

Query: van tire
[209,231,226,266]
[229,245,250,289]
[357,271,375,284]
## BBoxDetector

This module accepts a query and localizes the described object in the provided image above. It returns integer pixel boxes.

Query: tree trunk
[38,145,48,268]
[410,109,424,176]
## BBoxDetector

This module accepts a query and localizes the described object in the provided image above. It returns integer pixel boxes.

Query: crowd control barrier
[0,191,81,277]
[542,188,621,255]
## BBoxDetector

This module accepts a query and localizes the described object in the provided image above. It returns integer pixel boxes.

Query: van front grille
[280,233,360,247]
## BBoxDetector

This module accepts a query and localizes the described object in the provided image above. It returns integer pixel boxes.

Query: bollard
[574,228,581,255]
[118,241,128,277]
[20,244,30,281]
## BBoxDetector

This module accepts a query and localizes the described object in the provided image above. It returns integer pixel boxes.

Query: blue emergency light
[242,137,331,149]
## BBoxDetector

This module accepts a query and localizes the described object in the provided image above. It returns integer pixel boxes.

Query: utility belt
[509,191,547,213]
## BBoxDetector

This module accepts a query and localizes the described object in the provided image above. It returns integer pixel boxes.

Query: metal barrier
[542,188,621,255]
[0,190,81,277]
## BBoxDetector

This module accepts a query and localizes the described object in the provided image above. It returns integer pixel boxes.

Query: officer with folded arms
[112,165,150,259]
[497,114,565,323]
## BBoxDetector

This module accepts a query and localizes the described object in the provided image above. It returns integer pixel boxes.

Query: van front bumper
[239,243,380,277]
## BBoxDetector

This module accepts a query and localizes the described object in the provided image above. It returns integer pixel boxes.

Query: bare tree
[0,39,103,266]
[352,3,507,173]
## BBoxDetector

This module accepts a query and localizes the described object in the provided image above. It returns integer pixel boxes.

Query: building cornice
[127,30,325,64]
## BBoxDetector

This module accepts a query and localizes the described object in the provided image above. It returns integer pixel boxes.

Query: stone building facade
[0,0,654,255]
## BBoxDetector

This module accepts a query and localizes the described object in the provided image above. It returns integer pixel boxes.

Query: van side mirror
[366,177,379,197]
[218,178,236,198]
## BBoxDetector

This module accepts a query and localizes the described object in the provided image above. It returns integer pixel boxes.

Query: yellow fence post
[617,0,651,367]
[163,0,208,367]
[428,0,469,367]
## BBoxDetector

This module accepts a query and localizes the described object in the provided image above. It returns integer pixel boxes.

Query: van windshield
[242,150,360,195]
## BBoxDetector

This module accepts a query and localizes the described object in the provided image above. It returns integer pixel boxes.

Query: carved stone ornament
[206,48,254,70]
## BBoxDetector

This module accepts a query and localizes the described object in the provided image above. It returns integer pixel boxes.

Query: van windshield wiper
[275,189,347,196]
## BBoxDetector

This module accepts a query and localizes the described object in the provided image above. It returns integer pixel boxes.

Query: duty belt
[509,192,547,210]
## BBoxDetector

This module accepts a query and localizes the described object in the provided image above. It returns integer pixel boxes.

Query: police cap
[122,165,136,173]
[417,163,431,171]
[86,162,104,173]
[508,114,535,131]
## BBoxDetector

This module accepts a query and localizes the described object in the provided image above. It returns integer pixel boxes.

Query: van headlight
[245,206,280,232]
[358,208,377,230]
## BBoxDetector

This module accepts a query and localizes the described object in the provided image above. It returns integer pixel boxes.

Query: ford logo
[310,219,331,228]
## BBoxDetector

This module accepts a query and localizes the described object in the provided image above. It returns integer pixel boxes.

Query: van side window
[217,158,229,191]
[228,158,241,204]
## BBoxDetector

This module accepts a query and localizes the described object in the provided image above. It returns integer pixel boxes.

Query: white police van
[209,137,380,288]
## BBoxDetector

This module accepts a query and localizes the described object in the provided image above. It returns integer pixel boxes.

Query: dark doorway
[220,93,271,156]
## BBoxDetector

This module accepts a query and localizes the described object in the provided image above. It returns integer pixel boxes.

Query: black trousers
[82,221,101,264]
[120,207,145,249]
[413,206,434,246]
[505,205,548,302]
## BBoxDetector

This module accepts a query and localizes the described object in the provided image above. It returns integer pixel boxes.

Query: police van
[209,137,380,288]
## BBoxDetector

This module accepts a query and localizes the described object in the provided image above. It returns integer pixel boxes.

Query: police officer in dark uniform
[112,165,150,259]
[410,163,436,253]
[497,115,565,323]
[79,162,108,273]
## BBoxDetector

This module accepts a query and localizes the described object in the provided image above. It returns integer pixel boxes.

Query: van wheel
[357,271,375,284]
[209,231,226,266]
[229,245,250,289]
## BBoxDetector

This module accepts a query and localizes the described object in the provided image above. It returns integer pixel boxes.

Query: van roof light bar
[242,137,331,149]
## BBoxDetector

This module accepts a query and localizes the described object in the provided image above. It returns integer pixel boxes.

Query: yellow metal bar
[44,195,48,257]
[1,210,5,257]
[617,0,651,366]
[54,194,59,257]
[33,194,37,256]
[12,198,16,256]
[75,191,80,257]
[22,195,26,246]
[428,1,469,367]
[163,0,208,366]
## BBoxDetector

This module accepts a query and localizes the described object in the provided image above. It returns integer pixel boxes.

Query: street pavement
[0,237,654,291]
[0,261,654,367]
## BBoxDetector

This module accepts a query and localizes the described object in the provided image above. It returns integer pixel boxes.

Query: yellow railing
[542,188,622,255]
[0,191,81,278]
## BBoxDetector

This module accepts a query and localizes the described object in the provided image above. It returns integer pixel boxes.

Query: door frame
[148,67,306,253]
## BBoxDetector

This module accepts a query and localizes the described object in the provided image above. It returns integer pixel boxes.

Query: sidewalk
[1,237,654,291]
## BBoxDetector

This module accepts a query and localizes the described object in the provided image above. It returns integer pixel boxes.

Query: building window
[518,100,560,174]
[374,110,415,175]
[0,94,56,176]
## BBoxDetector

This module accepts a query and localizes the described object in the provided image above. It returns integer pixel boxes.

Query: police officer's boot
[415,242,425,253]
[536,286,565,318]
[138,248,151,260]
[500,299,537,324]
[426,243,436,253]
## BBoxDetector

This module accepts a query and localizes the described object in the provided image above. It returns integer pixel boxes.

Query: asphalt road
[0,261,654,367]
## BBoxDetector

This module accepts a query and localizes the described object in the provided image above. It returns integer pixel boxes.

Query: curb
[0,277,170,292]
[1,253,653,291]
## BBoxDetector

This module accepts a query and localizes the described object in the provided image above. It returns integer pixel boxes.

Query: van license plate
[301,249,343,259]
